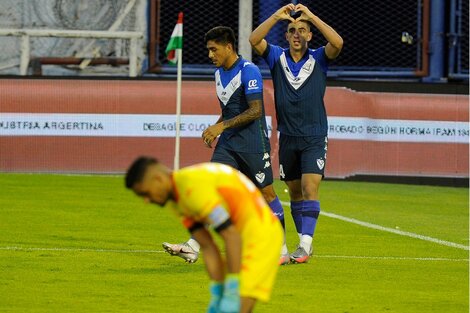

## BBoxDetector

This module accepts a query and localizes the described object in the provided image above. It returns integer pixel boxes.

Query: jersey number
[279,164,285,179]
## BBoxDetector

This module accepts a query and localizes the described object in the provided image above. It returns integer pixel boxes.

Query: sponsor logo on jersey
[247,79,259,90]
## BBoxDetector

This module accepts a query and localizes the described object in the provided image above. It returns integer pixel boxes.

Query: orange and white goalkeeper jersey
[168,162,278,233]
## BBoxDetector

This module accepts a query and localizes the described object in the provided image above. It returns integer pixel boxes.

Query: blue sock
[301,200,320,237]
[269,196,285,229]
[290,201,303,235]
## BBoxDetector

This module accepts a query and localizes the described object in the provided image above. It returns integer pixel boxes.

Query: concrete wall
[0,79,468,178]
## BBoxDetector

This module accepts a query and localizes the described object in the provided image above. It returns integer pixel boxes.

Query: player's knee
[302,183,319,200]
[288,189,302,201]
[285,181,302,201]
[286,186,302,201]
[260,185,276,203]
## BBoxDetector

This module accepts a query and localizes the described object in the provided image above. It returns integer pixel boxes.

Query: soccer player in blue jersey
[162,26,290,265]
[249,3,343,263]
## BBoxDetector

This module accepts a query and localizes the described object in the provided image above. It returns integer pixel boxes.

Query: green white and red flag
[165,12,183,65]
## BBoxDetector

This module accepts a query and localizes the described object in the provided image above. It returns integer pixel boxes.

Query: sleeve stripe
[189,222,204,233]
[214,218,232,233]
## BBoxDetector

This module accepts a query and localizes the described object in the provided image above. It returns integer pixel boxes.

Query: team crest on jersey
[215,70,242,105]
[255,171,266,183]
[280,52,316,90]
[317,158,325,170]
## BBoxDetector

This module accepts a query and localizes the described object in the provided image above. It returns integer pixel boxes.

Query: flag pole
[173,12,183,170]
[174,47,182,170]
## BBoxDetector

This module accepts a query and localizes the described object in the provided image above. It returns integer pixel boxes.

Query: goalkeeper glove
[207,281,223,313]
[218,274,240,313]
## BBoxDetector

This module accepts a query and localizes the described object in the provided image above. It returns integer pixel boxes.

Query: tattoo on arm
[222,99,262,129]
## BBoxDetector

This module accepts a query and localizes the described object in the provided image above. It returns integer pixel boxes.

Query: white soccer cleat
[290,246,310,264]
[162,242,199,263]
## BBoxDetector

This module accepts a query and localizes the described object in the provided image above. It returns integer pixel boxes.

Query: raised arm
[249,4,296,55]
[295,3,343,59]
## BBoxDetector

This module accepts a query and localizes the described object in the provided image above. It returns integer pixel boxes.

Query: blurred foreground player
[125,157,283,313]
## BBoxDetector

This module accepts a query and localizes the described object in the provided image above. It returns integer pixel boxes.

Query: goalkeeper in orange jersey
[125,157,283,313]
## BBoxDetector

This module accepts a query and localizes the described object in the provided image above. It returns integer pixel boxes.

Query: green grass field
[0,173,468,312]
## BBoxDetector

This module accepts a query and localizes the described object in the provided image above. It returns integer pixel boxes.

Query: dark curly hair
[204,26,237,50]
[125,156,158,189]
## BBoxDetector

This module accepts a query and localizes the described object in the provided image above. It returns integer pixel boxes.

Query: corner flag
[165,12,183,65]
[166,12,184,170]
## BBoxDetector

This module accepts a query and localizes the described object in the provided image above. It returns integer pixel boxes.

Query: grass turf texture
[0,173,468,312]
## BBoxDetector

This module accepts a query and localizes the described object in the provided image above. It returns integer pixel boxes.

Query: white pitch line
[280,201,469,251]
[0,246,163,253]
[315,255,468,262]
[1,246,467,262]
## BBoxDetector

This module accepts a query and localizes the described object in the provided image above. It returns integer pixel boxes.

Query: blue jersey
[214,57,271,153]
[263,44,329,137]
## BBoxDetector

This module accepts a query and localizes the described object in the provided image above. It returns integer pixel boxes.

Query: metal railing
[0,28,144,77]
